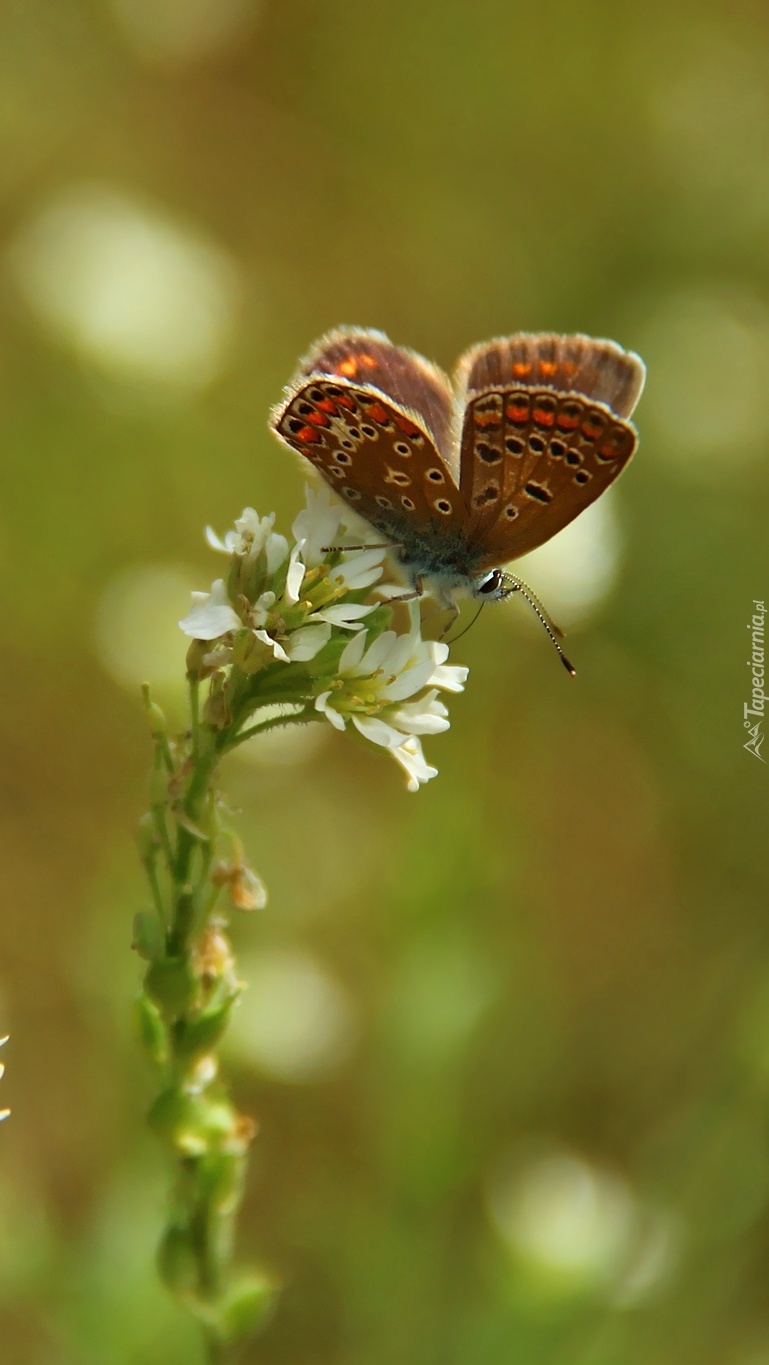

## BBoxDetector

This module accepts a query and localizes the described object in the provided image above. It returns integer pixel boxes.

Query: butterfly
[269,328,645,672]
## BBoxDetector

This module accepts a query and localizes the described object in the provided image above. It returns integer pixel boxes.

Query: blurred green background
[2,0,769,1361]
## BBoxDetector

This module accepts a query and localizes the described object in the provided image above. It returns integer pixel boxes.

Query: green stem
[227,705,321,750]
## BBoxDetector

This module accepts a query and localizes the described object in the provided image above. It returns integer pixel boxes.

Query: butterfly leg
[438,600,460,640]
[320,542,397,553]
[385,574,424,605]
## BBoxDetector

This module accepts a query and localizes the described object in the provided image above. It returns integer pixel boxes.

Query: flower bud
[148,1088,239,1155]
[185,637,210,679]
[176,997,237,1062]
[144,957,199,1019]
[132,911,164,961]
[214,1272,278,1344]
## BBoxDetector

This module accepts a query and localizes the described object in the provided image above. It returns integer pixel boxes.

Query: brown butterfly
[270,328,645,672]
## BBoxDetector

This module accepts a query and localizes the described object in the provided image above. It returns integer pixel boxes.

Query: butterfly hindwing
[459,386,637,565]
[454,334,645,567]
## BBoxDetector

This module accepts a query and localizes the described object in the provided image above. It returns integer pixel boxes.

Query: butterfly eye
[478,570,504,596]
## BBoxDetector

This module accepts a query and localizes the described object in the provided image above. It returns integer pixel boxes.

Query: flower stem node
[144,956,199,1020]
[148,1089,240,1157]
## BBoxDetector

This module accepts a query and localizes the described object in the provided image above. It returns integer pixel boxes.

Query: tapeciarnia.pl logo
[744,599,766,762]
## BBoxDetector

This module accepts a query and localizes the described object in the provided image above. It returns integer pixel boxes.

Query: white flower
[292,483,387,588]
[179,579,241,640]
[206,508,288,574]
[313,603,468,790]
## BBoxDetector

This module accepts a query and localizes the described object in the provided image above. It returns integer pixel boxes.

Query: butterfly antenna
[445,601,485,645]
[502,574,576,676]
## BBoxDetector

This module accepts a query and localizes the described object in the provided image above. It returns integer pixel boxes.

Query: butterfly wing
[270,328,467,544]
[453,333,646,566]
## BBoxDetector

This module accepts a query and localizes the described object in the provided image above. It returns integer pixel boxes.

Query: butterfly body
[270,327,645,609]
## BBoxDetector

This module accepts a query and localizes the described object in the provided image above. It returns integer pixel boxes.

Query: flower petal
[429,663,469,693]
[284,543,306,605]
[315,602,377,627]
[315,691,346,731]
[179,580,241,640]
[352,714,405,748]
[390,736,438,791]
[380,659,437,702]
[253,629,290,663]
[338,629,368,673]
[391,691,450,734]
[286,622,331,661]
[358,630,398,676]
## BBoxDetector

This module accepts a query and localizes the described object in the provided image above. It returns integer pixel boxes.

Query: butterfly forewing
[293,327,456,468]
[271,374,467,545]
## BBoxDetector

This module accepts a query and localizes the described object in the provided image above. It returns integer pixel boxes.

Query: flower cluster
[179,485,468,790]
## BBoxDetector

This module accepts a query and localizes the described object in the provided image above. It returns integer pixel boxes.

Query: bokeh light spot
[109,0,262,65]
[486,1149,637,1291]
[95,563,196,694]
[8,184,241,389]
[638,289,769,477]
[227,949,356,1083]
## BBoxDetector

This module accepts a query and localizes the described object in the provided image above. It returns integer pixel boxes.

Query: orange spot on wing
[556,410,581,431]
[306,410,330,427]
[296,425,322,444]
[317,397,337,414]
[338,358,358,377]
[506,399,530,423]
[538,360,557,377]
[532,406,556,427]
[512,361,532,377]
[395,417,421,437]
[582,418,605,441]
[335,393,356,409]
[358,353,377,369]
[367,401,390,424]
